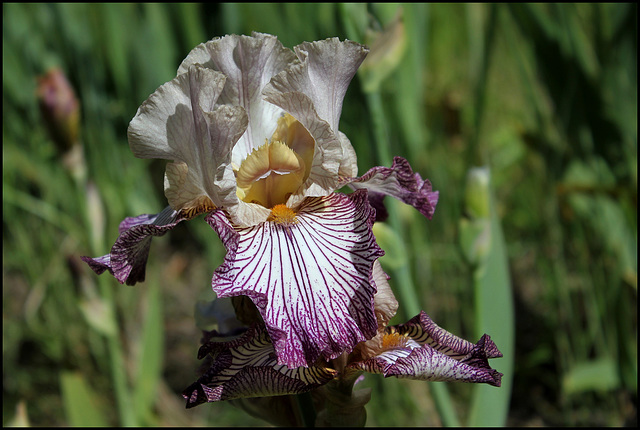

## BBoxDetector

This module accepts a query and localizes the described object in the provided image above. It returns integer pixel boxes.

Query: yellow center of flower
[381,332,409,350]
[267,204,298,225]
[235,114,315,210]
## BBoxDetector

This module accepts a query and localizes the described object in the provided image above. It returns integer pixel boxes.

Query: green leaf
[562,358,621,394]
[132,281,164,425]
[372,221,407,270]
[60,371,109,426]
[468,169,515,427]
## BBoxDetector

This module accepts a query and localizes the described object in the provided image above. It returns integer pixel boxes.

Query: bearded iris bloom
[182,315,502,406]
[182,261,502,409]
[82,33,439,369]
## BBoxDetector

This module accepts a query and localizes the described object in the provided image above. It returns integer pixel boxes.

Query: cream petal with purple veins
[182,324,338,407]
[81,206,187,285]
[207,190,384,368]
[345,156,440,220]
[348,311,503,387]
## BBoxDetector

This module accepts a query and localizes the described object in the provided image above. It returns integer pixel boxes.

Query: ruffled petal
[345,156,440,220]
[128,65,247,210]
[182,324,338,407]
[177,32,296,166]
[272,38,368,137]
[337,131,359,179]
[349,311,503,387]
[81,206,185,285]
[207,190,384,368]
[263,39,368,200]
[263,86,342,201]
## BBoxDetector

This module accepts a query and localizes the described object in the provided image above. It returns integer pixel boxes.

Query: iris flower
[82,33,439,369]
[182,261,502,409]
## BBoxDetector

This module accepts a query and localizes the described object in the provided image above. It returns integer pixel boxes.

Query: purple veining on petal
[182,324,337,407]
[207,189,384,368]
[396,311,503,360]
[117,213,156,233]
[384,343,503,386]
[366,191,389,222]
[344,156,439,220]
[348,311,503,387]
[81,254,112,276]
[81,206,185,286]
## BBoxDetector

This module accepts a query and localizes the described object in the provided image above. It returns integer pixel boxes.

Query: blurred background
[3,3,636,427]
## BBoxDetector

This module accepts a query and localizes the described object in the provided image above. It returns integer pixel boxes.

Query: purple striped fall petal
[348,311,503,387]
[81,206,186,285]
[207,190,384,368]
[183,311,502,409]
[345,156,440,220]
[182,324,338,407]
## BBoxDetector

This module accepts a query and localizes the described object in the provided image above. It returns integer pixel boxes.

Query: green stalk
[365,91,460,427]
[105,313,137,426]
[72,150,136,426]
[294,392,317,427]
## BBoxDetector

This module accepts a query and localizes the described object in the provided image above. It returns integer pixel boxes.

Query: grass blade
[60,371,108,426]
[467,169,515,426]
[132,280,164,425]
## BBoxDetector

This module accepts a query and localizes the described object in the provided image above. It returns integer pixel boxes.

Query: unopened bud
[459,167,492,267]
[37,67,80,152]
[359,8,407,93]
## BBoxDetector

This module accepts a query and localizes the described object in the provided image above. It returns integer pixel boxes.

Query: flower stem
[364,90,461,427]
[72,145,136,426]
[295,392,317,427]
[315,375,371,427]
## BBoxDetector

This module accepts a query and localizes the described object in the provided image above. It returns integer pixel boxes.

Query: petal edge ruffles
[81,206,186,285]
[207,190,384,368]
[344,156,439,220]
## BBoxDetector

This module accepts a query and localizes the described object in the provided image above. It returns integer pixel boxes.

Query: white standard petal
[128,65,226,161]
[128,65,248,212]
[263,39,368,198]
[273,38,369,135]
[177,33,297,166]
[207,190,384,369]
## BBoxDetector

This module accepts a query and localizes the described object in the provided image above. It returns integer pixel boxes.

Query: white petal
[281,38,368,133]
[371,260,398,329]
[263,39,367,198]
[128,65,226,161]
[128,66,247,209]
[208,190,384,368]
[177,33,297,166]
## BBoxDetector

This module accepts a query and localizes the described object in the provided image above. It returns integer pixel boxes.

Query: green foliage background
[3,3,637,426]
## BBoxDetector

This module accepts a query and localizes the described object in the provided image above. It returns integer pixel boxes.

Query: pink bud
[37,67,80,151]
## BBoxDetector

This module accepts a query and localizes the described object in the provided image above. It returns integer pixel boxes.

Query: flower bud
[37,67,80,152]
[459,167,492,267]
[358,9,407,93]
